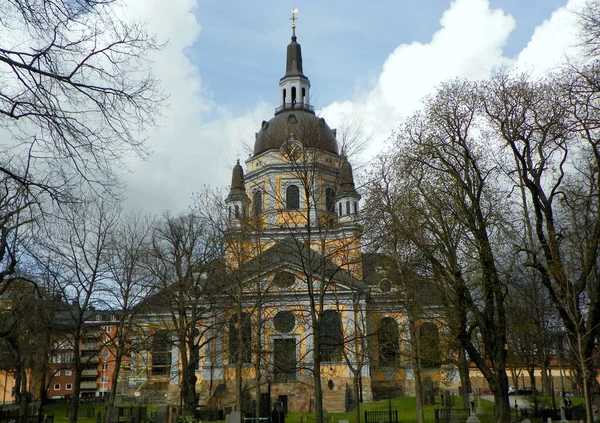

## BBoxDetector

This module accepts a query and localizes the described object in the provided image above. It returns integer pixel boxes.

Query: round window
[273,311,296,333]
[273,271,295,288]
[379,278,391,293]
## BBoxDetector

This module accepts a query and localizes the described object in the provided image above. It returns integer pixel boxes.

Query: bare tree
[29,197,119,423]
[103,212,157,423]
[368,79,514,422]
[147,212,223,416]
[0,0,163,294]
[480,70,600,421]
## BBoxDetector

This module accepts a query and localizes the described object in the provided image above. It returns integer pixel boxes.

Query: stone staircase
[322,386,346,412]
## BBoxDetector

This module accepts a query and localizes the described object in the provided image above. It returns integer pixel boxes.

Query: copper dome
[253,110,338,156]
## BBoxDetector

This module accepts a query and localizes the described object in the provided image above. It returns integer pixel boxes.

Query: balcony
[275,102,314,115]
[81,342,99,351]
[80,381,97,390]
[81,369,98,377]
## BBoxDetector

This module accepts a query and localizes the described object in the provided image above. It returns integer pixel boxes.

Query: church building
[127,15,446,416]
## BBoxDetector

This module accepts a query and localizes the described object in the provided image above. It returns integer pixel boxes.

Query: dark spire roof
[284,31,306,79]
[339,157,360,198]
[227,159,246,199]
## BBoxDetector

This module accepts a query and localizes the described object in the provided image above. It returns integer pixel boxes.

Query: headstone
[475,395,484,415]
[466,414,480,423]
[559,406,568,423]
[156,407,168,423]
[226,411,241,423]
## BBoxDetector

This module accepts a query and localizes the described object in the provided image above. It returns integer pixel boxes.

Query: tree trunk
[457,351,472,410]
[408,317,424,423]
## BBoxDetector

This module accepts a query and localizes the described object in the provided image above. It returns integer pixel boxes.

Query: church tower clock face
[280,138,303,161]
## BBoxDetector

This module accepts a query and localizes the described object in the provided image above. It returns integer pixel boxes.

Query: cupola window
[291,86,297,105]
[325,188,336,213]
[286,185,300,209]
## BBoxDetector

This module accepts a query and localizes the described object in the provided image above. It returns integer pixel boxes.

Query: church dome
[254,110,338,156]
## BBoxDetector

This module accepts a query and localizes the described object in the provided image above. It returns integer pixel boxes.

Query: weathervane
[290,8,298,32]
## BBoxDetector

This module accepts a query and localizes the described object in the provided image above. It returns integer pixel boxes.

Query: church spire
[278,9,311,113]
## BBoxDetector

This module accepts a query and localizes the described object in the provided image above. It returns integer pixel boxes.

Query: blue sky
[119,0,585,214]
[191,0,568,116]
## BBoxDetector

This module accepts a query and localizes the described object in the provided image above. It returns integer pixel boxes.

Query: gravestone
[156,407,168,423]
[226,411,241,423]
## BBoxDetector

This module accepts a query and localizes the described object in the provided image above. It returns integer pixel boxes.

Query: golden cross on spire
[290,8,298,31]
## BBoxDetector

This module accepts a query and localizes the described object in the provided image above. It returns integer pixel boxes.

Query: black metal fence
[364,410,399,423]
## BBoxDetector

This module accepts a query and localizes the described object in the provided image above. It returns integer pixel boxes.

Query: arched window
[301,87,306,103]
[346,201,350,215]
[234,205,240,218]
[286,185,300,209]
[291,86,297,104]
[229,313,252,364]
[283,89,286,105]
[253,190,262,216]
[418,322,441,368]
[325,188,336,213]
[151,330,171,375]
[338,202,342,216]
[354,201,358,215]
[319,310,343,362]
[377,317,399,365]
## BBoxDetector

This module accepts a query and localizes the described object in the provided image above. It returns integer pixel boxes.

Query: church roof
[253,111,338,156]
[239,236,365,291]
[282,33,306,79]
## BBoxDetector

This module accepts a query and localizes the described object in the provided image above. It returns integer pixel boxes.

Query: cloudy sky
[120,0,586,214]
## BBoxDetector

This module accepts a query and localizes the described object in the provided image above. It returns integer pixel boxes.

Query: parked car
[508,386,517,394]
[518,387,535,395]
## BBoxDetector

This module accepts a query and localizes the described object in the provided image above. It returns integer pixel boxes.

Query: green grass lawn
[39,396,525,423]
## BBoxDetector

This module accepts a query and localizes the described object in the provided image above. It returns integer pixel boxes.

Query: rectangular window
[65,370,72,376]
[273,338,297,382]
[104,326,111,332]
[101,376,108,383]
[102,363,109,371]
[66,384,72,391]
[53,384,60,391]
[54,370,61,377]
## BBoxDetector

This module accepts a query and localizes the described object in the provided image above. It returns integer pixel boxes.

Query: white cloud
[515,0,586,75]
[322,0,516,163]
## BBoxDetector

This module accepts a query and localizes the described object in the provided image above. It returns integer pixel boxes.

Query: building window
[104,326,111,332]
[354,201,358,215]
[101,376,108,383]
[53,384,60,391]
[325,188,336,213]
[273,311,296,334]
[102,363,109,371]
[228,312,252,364]
[338,203,342,216]
[346,201,350,216]
[319,310,343,362]
[419,322,442,368]
[253,190,262,216]
[273,338,297,382]
[66,384,72,391]
[54,370,61,377]
[65,370,72,376]
[378,317,399,365]
[151,329,172,375]
[235,205,240,218]
[286,185,300,209]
